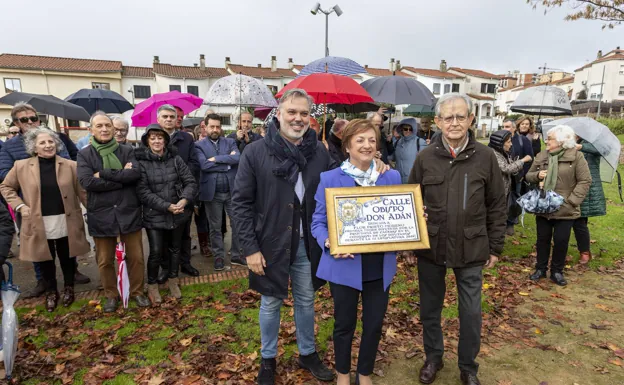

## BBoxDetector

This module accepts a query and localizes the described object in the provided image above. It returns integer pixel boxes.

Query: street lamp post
[310,3,343,57]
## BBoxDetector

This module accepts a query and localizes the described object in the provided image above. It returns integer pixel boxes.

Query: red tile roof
[575,51,624,71]
[449,67,501,79]
[467,93,495,101]
[123,66,153,78]
[402,67,463,79]
[364,67,411,77]
[153,63,229,78]
[293,64,305,71]
[0,53,122,72]
[227,64,296,78]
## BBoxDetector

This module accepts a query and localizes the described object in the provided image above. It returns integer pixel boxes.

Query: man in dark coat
[77,112,149,312]
[227,111,262,153]
[326,118,348,165]
[156,105,201,281]
[0,102,90,297]
[232,89,335,385]
[408,93,506,385]
[502,119,534,236]
[196,113,242,270]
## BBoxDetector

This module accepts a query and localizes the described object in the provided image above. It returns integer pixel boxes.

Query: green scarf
[543,148,565,191]
[90,137,122,170]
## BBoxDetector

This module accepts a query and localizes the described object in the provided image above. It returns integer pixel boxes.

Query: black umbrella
[360,76,435,106]
[327,102,379,114]
[182,117,203,127]
[65,88,134,115]
[0,92,90,121]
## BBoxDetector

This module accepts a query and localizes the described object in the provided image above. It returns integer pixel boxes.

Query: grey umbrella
[0,91,90,121]
[360,76,435,106]
[542,117,621,183]
[510,86,572,116]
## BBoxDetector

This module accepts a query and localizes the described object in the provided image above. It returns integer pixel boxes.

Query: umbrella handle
[1,261,13,285]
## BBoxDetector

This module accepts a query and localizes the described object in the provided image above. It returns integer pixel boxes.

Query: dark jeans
[418,257,483,375]
[194,202,208,234]
[40,237,75,292]
[572,217,590,253]
[535,216,574,272]
[330,280,389,376]
[147,226,185,283]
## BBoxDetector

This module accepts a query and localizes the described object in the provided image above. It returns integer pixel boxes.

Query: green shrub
[597,118,624,135]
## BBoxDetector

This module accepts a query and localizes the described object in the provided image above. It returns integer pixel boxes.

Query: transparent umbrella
[1,262,20,380]
[204,74,278,108]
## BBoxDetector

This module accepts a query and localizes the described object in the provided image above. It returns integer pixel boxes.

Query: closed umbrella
[131,91,203,127]
[0,92,90,121]
[510,86,572,116]
[1,262,20,380]
[298,56,366,77]
[327,102,379,113]
[542,117,622,184]
[116,241,130,309]
[204,74,278,108]
[65,88,134,115]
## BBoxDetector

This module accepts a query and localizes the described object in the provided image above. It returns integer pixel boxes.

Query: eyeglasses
[160,114,176,119]
[440,115,468,124]
[8,131,19,135]
[114,129,128,135]
[16,116,39,124]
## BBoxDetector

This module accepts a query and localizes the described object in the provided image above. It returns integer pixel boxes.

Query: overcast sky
[1,0,621,75]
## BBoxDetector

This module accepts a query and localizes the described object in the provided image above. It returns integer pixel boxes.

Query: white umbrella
[510,86,572,116]
[1,263,20,380]
[542,117,621,183]
[204,74,278,108]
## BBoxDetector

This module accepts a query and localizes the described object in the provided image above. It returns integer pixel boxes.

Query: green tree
[527,0,624,29]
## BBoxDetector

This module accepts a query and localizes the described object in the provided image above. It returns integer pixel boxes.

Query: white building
[448,67,502,132]
[402,61,465,96]
[572,47,624,102]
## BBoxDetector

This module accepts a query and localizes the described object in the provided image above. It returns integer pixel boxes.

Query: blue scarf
[340,159,379,186]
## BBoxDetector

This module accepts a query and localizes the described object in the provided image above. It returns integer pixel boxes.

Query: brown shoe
[62,286,75,307]
[46,291,59,312]
[198,232,213,258]
[419,361,444,384]
[579,251,592,265]
[147,283,162,305]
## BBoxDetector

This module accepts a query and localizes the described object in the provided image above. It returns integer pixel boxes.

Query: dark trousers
[194,203,209,234]
[40,237,75,292]
[329,280,389,376]
[506,181,523,226]
[161,217,192,271]
[418,257,483,375]
[572,217,590,253]
[147,226,185,284]
[535,216,574,272]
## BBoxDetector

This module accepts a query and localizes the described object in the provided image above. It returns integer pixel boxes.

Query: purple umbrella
[131,91,203,127]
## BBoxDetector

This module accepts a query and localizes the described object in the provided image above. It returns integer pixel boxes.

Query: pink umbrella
[131,90,203,127]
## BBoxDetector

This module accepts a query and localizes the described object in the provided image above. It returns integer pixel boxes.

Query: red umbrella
[275,73,373,105]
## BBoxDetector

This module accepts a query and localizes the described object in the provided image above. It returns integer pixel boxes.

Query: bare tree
[527,0,624,29]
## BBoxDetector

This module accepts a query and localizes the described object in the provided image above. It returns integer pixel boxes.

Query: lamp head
[333,4,343,16]
[310,2,321,15]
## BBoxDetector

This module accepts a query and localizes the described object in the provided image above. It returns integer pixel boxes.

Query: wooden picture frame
[325,184,429,255]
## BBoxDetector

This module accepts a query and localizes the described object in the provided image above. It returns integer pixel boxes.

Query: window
[267,85,278,95]
[620,65,624,75]
[443,84,451,94]
[134,85,151,99]
[187,85,199,96]
[452,83,460,92]
[169,85,181,92]
[221,115,232,126]
[485,105,492,117]
[4,78,21,93]
[480,83,496,94]
[92,82,110,90]
[432,83,441,95]
[619,86,624,96]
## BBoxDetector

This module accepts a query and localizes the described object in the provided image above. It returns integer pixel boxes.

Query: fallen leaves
[595,304,618,313]
[147,373,166,385]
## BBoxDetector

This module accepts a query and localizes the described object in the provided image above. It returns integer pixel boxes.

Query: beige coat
[0,156,91,262]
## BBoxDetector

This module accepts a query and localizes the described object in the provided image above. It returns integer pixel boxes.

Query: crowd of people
[0,87,608,385]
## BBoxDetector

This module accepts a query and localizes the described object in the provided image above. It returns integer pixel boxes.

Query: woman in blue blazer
[312,119,401,385]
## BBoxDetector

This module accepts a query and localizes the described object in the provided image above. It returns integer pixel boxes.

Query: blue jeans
[259,239,316,358]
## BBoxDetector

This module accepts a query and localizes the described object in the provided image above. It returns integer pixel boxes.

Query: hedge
[597,118,624,136]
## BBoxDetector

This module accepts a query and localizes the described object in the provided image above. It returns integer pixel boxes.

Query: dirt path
[376,265,624,385]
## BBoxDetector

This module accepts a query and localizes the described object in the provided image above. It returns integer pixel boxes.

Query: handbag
[507,189,522,218]
[516,187,564,214]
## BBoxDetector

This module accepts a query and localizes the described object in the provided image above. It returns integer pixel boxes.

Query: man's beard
[209,132,220,140]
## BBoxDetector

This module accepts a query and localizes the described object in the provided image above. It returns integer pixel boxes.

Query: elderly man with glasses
[407,93,506,385]
[0,102,91,297]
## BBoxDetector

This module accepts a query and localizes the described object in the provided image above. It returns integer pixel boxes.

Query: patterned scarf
[90,137,122,170]
[264,118,318,186]
[340,159,379,187]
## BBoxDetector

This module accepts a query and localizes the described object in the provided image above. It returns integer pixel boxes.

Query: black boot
[156,269,169,285]
[550,271,567,286]
[298,352,334,381]
[257,357,276,385]
[529,269,547,281]
[181,263,199,276]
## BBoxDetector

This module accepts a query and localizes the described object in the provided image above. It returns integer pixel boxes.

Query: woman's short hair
[24,127,65,156]
[341,119,380,156]
[548,125,576,149]
[516,115,535,134]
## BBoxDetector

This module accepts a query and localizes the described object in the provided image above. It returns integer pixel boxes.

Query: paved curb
[13,268,248,309]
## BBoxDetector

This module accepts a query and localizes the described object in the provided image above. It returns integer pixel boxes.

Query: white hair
[548,125,576,149]
[89,110,111,126]
[435,93,473,117]
[24,127,65,156]
[111,116,129,129]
